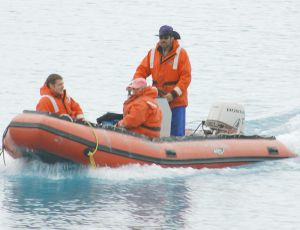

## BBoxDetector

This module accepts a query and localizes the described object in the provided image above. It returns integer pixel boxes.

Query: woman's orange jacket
[36,84,84,120]
[133,40,191,108]
[119,87,162,138]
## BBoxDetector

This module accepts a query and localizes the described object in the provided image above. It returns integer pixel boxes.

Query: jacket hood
[129,86,158,101]
[40,83,53,96]
[40,83,64,98]
[141,86,158,98]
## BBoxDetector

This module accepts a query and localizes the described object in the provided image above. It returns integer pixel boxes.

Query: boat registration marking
[213,148,224,155]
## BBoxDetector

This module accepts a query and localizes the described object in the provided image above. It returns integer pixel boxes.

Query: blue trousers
[171,106,186,136]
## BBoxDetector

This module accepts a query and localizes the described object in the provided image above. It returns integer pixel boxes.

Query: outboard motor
[204,102,245,135]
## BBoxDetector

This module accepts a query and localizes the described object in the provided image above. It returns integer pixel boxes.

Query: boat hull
[3,112,297,169]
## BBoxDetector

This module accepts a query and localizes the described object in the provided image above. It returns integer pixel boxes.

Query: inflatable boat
[2,102,296,169]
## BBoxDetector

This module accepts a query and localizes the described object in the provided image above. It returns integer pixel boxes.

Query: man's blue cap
[159,25,173,36]
[157,25,181,39]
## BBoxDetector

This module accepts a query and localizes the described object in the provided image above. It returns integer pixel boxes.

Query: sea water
[1,0,300,229]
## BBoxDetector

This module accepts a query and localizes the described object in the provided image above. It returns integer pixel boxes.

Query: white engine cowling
[205,102,245,134]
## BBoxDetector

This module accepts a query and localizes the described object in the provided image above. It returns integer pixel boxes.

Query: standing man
[36,73,84,121]
[133,25,191,136]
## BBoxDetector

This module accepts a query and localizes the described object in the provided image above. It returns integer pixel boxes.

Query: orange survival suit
[36,83,84,120]
[119,86,162,138]
[133,39,191,109]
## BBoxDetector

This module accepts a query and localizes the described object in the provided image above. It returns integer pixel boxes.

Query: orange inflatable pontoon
[2,111,296,169]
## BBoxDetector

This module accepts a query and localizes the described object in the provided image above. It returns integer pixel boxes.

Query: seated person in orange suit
[118,78,162,138]
[36,73,84,121]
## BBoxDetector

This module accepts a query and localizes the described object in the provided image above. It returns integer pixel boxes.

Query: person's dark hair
[46,74,63,87]
[172,31,181,40]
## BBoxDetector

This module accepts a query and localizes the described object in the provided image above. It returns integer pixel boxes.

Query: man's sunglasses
[159,35,170,40]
